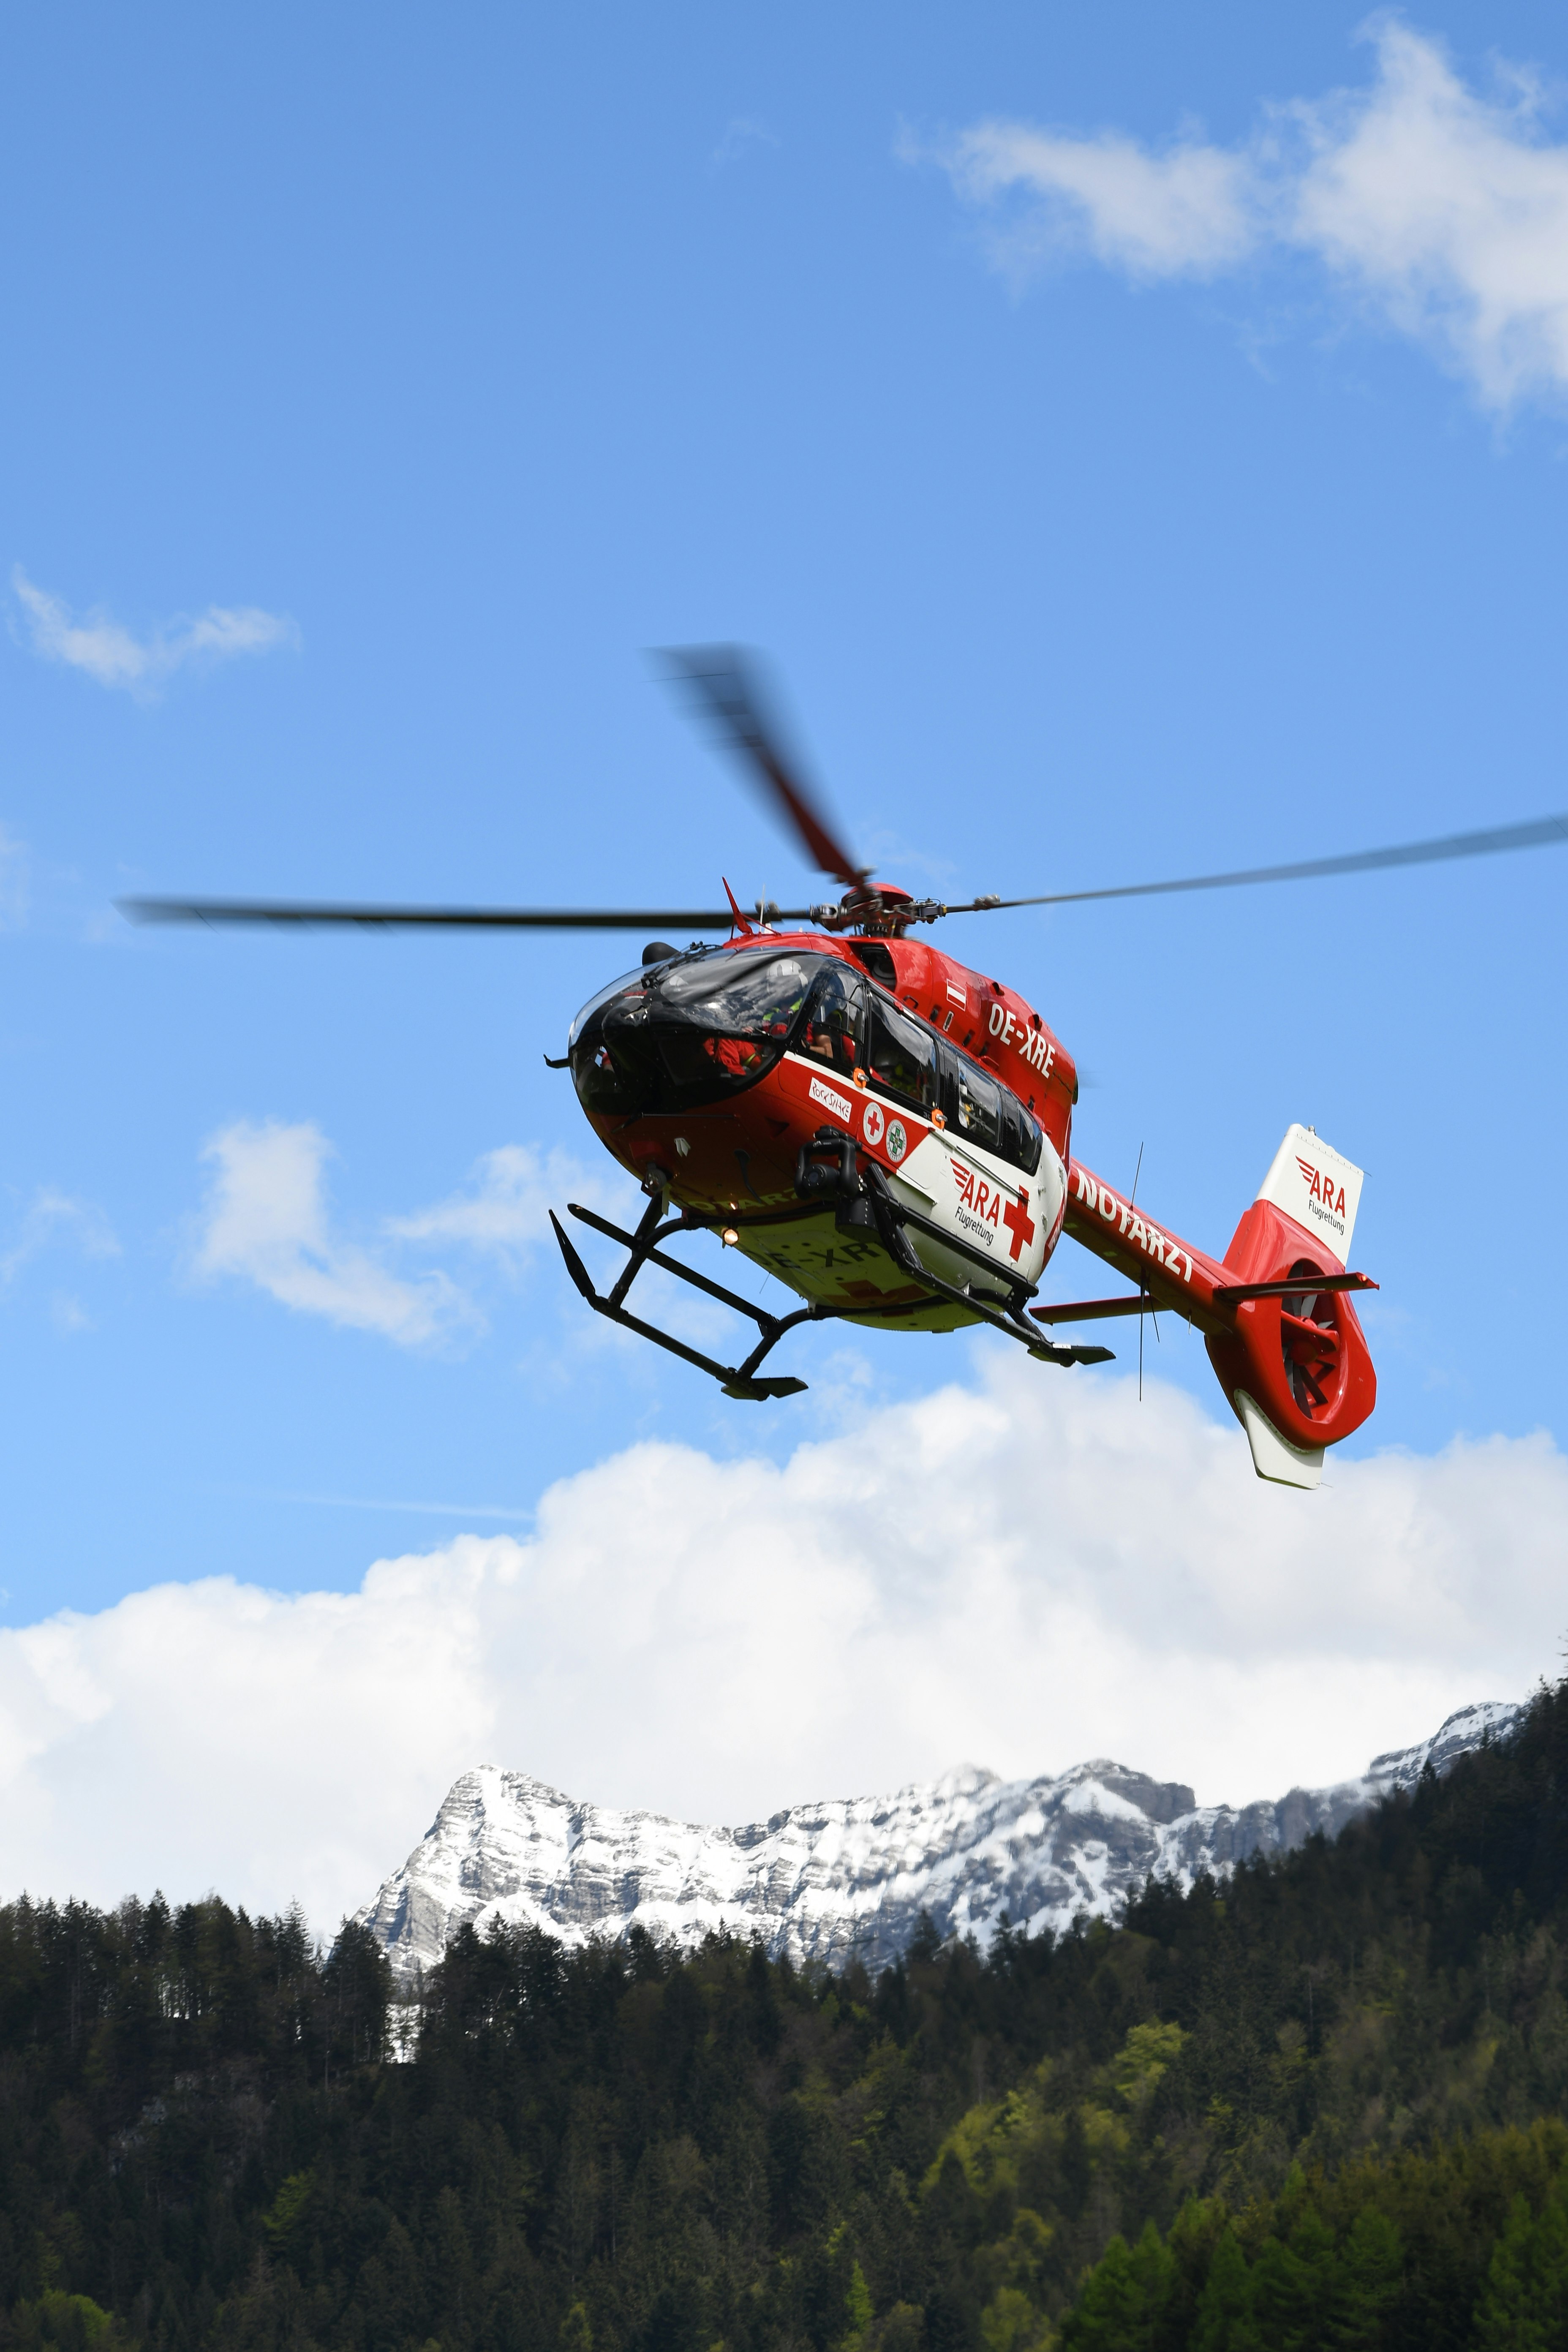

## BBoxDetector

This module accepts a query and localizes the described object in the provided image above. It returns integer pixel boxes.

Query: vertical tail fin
[1205,1127,1377,1490]
[1253,1124,1364,1270]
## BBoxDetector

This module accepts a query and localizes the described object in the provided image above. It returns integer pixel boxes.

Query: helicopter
[124,650,1568,1491]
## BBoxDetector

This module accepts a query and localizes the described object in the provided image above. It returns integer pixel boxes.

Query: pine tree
[1061,2222,1173,2351]
[1333,2207,1402,2349]
[1190,2227,1260,2352]
[1471,2184,1568,2351]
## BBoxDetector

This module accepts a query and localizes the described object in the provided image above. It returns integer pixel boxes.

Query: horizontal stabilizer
[1213,1271,1377,1305]
[1031,1294,1150,1325]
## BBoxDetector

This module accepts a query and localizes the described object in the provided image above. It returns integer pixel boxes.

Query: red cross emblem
[1002,1187,1036,1263]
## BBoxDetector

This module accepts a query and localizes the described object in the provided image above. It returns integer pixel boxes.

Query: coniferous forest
[7,1684,1568,2349]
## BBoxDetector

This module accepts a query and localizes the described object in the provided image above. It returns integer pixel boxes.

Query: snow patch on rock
[359,1700,1523,1990]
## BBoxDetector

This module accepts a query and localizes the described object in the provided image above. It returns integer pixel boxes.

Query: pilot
[800,969,860,1073]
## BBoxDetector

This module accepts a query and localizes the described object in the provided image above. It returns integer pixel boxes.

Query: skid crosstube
[550,1198,815,1398]
[550,1154,1113,1402]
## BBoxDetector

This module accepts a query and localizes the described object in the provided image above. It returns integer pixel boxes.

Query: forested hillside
[5,1678,1568,2351]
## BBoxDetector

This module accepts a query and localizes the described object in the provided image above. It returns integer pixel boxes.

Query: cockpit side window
[799,964,866,1081]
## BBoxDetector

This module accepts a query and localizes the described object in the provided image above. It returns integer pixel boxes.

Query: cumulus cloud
[1290,25,1568,404]
[389,1142,618,1273]
[11,567,297,695]
[1,1358,1562,1930]
[925,22,1568,407]
[193,1120,476,1348]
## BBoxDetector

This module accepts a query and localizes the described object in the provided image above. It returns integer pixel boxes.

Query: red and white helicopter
[126,651,1568,1489]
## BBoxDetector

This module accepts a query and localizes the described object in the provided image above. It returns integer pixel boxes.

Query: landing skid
[551,1167,1114,1402]
[550,1195,825,1398]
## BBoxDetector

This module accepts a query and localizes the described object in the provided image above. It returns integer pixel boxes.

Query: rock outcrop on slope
[359,1700,1521,1990]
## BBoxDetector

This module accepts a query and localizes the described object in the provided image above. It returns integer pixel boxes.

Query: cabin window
[951,1056,1002,1152]
[934,1039,1044,1176]
[998,1088,1044,1176]
[866,994,936,1110]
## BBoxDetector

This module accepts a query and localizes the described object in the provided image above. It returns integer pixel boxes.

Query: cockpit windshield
[567,967,646,1051]
[653,951,817,1035]
[569,947,829,1118]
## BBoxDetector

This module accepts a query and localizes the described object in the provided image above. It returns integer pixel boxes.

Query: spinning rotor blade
[118,898,814,931]
[950,811,1568,917]
[122,806,1568,939]
[656,645,868,891]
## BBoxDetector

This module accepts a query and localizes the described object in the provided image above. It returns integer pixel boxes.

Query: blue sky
[4,3,1568,1911]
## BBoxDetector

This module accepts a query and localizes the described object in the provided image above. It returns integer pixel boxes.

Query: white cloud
[925,23,1568,407]
[936,121,1259,280]
[1,1358,1562,1930]
[1290,25,1568,406]
[1,1189,119,1287]
[11,566,298,695]
[389,1142,618,1272]
[193,1119,477,1348]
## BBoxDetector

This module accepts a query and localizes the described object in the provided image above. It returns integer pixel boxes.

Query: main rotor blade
[949,811,1568,916]
[656,645,868,891]
[118,898,814,931]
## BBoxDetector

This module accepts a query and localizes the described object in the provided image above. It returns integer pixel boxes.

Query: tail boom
[1060,1161,1247,1337]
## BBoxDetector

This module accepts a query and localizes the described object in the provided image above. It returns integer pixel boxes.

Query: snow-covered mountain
[360,1701,1521,1991]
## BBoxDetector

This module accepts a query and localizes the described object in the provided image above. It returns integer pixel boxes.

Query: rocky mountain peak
[359,1700,1521,1991]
